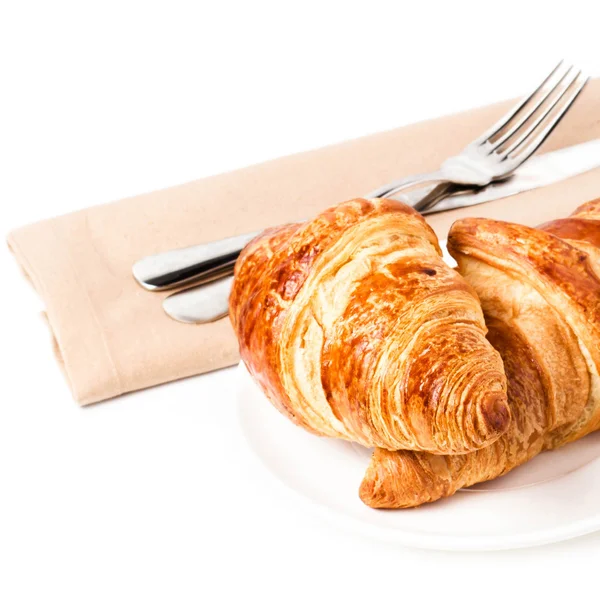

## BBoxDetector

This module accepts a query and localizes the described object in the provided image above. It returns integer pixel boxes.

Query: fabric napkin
[8,80,600,405]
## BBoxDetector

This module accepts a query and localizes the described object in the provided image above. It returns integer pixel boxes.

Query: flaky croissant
[230,198,510,455]
[360,199,600,508]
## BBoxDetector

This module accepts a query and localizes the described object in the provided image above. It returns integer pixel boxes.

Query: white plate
[235,241,600,550]
[236,362,600,551]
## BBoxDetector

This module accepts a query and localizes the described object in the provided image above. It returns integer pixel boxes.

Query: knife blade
[161,137,600,324]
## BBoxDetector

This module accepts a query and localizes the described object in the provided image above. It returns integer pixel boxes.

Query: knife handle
[163,275,235,324]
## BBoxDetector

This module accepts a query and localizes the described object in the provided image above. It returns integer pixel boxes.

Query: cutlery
[163,137,600,324]
[131,62,589,322]
[133,62,587,294]
[134,62,587,295]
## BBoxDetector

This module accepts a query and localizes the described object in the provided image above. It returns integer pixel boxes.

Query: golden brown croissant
[360,199,600,508]
[230,198,510,455]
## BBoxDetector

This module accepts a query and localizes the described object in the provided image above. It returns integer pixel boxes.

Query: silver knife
[159,138,600,324]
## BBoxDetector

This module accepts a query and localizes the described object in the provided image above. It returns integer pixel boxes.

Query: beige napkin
[8,80,600,405]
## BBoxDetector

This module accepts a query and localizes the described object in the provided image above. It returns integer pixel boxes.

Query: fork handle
[132,230,260,291]
[132,171,445,292]
[366,170,444,199]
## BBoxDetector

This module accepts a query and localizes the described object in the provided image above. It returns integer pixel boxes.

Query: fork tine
[473,61,567,146]
[502,73,589,168]
[488,64,576,151]
[497,68,582,158]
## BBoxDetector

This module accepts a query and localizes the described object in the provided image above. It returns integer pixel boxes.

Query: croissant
[230,198,510,455]
[360,199,600,508]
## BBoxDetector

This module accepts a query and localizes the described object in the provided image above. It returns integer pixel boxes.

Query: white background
[2,1,600,598]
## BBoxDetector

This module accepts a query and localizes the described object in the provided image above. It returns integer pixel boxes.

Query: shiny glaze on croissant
[360,199,600,508]
[230,198,510,455]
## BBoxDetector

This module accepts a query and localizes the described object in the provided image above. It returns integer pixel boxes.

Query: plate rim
[235,362,600,552]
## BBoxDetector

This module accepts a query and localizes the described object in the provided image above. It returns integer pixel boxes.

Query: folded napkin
[8,80,600,405]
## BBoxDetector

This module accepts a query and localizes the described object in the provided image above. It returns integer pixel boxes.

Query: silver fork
[132,61,588,323]
[373,60,587,209]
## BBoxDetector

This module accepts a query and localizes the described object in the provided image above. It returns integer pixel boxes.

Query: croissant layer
[230,198,510,454]
[360,199,600,508]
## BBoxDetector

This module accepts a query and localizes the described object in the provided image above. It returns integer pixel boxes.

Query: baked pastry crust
[360,199,600,508]
[230,198,509,455]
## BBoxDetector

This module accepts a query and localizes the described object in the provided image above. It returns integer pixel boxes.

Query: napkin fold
[8,80,600,405]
